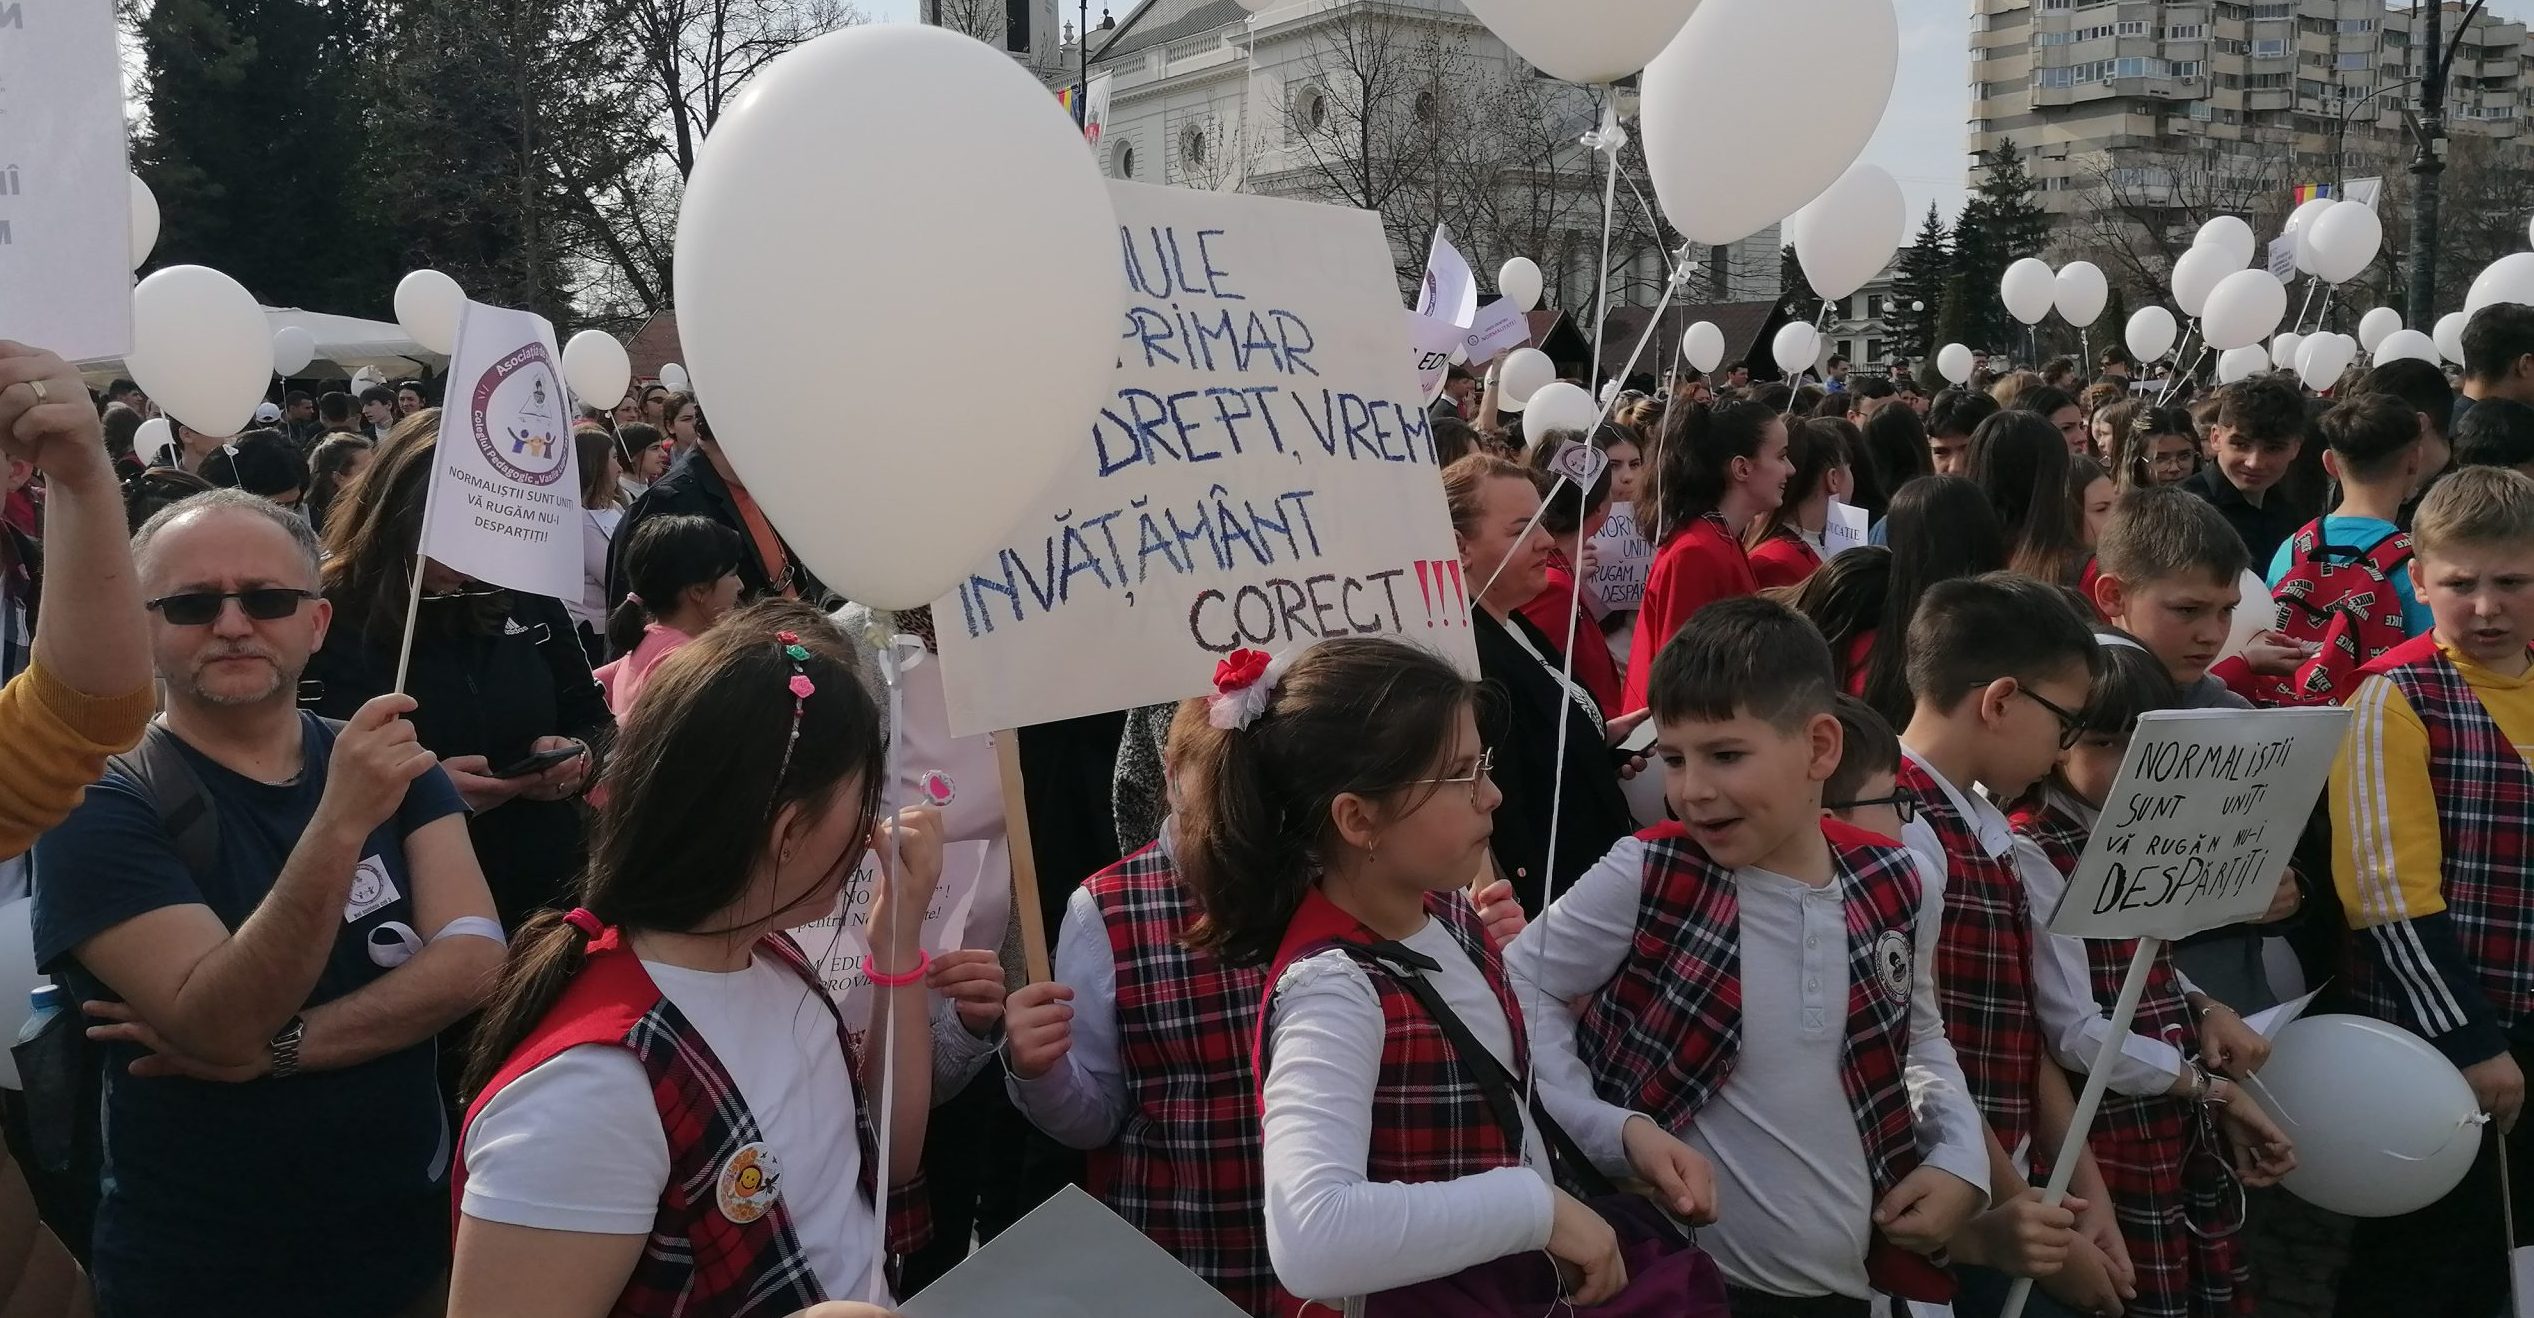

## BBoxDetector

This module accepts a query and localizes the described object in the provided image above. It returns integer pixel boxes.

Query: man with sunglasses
[29,489,504,1318]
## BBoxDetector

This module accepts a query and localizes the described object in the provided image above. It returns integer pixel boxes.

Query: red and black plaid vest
[1898,756,2041,1156]
[458,929,929,1317]
[1084,843,1273,1315]
[2353,637,2534,1031]
[1252,889,1530,1317]
[1569,820,1927,1204]
[2008,795,2196,1050]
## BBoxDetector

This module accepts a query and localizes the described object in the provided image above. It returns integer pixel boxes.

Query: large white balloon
[1459,0,1704,85]
[2465,252,2534,317]
[394,269,465,356]
[128,172,160,271]
[1641,0,1897,245]
[2270,332,2304,372]
[125,265,274,437]
[2375,328,2440,367]
[1498,257,1544,313]
[2216,344,2269,384]
[2126,306,2179,363]
[2244,1015,2482,1218]
[2307,202,2384,285]
[134,417,172,466]
[2202,269,2288,351]
[1788,163,1906,301]
[2283,198,2337,276]
[673,25,1123,610]
[2357,306,2404,354]
[270,326,316,377]
[1936,342,1975,385]
[2054,261,2109,328]
[1681,320,1725,373]
[2195,215,2257,271]
[2435,312,2470,366]
[1773,321,1822,379]
[1523,382,1605,449]
[562,331,633,410]
[2172,245,2231,320]
[1497,348,1557,410]
[2298,332,2358,391]
[2000,258,2057,327]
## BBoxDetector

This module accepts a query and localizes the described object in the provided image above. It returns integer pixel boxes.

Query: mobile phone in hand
[491,745,582,779]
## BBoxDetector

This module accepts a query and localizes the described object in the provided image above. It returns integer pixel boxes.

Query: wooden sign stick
[996,732,1053,984]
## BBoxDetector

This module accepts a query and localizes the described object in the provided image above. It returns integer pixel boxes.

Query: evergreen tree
[1779,244,1825,324]
[1951,138,2049,353]
[1893,204,1950,360]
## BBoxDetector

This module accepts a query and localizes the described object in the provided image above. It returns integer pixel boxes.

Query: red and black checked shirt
[1898,756,2042,1157]
[1083,844,1274,1315]
[459,929,928,1317]
[1571,821,1927,1206]
[2355,638,2534,1034]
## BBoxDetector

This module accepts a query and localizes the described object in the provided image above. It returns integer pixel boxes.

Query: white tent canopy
[79,305,445,386]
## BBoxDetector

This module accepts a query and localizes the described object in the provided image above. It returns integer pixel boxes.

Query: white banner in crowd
[419,302,583,601]
[794,839,992,1052]
[0,0,133,358]
[937,181,1477,737]
[1406,308,1463,404]
[1463,297,1532,362]
[1585,501,1653,613]
[1082,71,1114,148]
[1417,224,1478,329]
[2046,706,2349,941]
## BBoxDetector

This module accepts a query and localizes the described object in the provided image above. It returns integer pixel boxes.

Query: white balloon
[1523,381,1605,448]
[134,417,172,466]
[1788,163,1907,301]
[658,362,691,394]
[2125,306,2179,363]
[1448,343,1470,366]
[2195,215,2257,271]
[2202,268,2289,351]
[2054,261,2109,328]
[673,26,1122,610]
[2000,257,2057,327]
[1936,343,1975,385]
[562,331,633,410]
[2357,306,2405,354]
[1642,0,1897,245]
[2298,332,2358,391]
[2171,245,2232,320]
[2435,312,2470,366]
[1498,348,1557,410]
[125,265,274,437]
[394,269,465,356]
[1457,0,1703,85]
[2374,328,2440,367]
[2283,198,2337,276]
[1681,320,1725,373]
[2216,344,2269,384]
[2307,202,2384,285]
[2269,332,2304,372]
[1773,321,1821,379]
[2215,568,2275,663]
[0,901,39,1089]
[1498,257,1545,313]
[270,326,316,377]
[2465,252,2534,317]
[128,172,159,271]
[2244,1015,2482,1218]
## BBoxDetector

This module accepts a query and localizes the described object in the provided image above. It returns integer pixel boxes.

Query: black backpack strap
[102,722,217,880]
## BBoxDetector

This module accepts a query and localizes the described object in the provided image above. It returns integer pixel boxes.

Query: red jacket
[1746,530,1823,591]
[1623,514,1758,709]
[1517,555,1625,719]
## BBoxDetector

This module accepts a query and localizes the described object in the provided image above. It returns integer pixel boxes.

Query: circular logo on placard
[715,1142,783,1224]
[918,770,956,808]
[1874,930,1912,1002]
[469,343,571,487]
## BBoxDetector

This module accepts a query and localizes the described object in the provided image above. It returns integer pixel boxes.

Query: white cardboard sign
[900,1185,1246,1317]
[1585,501,1653,613]
[0,0,133,359]
[1463,297,1532,362]
[2046,707,2350,941]
[420,302,583,601]
[793,839,990,1052]
[1824,499,1870,558]
[937,182,1477,737]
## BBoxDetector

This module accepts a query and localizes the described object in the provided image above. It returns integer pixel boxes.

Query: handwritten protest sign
[2046,706,2349,941]
[1585,501,1653,613]
[1825,499,1869,558]
[901,1185,1246,1317]
[794,839,991,1051]
[421,302,582,600]
[937,182,1476,736]
[0,0,132,359]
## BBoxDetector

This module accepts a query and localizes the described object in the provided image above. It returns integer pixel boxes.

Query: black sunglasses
[1825,788,1920,825]
[146,588,317,626]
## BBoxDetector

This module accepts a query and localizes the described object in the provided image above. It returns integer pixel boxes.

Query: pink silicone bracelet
[866,949,931,989]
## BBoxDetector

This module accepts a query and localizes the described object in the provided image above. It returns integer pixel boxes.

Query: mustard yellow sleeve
[2332,674,2445,928]
[0,659,156,861]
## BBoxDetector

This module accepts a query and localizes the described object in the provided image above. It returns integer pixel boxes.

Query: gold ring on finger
[21,379,46,405]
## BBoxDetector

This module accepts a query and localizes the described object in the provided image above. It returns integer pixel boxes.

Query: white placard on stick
[0,0,133,359]
[936,181,1477,737]
[420,302,582,601]
[793,839,990,1052]
[1585,501,1653,613]
[1824,499,1870,558]
[2046,706,2350,941]
[1463,297,1532,362]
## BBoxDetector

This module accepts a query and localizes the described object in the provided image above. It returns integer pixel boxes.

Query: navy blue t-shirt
[31,712,467,1317]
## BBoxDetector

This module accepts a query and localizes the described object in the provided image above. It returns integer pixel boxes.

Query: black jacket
[605,449,823,634]
[1473,608,1637,914]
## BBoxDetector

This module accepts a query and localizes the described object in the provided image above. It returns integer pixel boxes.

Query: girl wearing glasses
[2110,406,2203,492]
[2007,633,2296,1318]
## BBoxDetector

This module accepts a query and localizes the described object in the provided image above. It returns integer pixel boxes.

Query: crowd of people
[1,298,2533,1318]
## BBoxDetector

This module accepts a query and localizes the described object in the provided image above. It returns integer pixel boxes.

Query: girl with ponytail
[594,514,743,718]
[1621,399,1792,709]
[451,601,940,1318]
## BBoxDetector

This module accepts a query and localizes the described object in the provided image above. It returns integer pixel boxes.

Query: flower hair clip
[1207,647,1293,731]
[771,630,815,793]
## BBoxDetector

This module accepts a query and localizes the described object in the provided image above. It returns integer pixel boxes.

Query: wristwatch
[269,1015,307,1079]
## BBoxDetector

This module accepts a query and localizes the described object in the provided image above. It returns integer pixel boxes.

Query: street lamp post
[2409,0,2489,327]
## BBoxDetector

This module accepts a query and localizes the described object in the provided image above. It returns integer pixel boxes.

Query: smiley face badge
[716,1142,784,1224]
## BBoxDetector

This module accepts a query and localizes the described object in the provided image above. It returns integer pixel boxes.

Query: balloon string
[1587,95,1624,391]
[2294,277,2322,336]
[2156,326,2202,405]
[2241,1071,2489,1163]
[866,641,909,1306]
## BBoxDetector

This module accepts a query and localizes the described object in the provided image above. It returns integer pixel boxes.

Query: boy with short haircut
[2182,377,2309,564]
[2092,488,2259,711]
[1511,598,2002,1318]
[1824,695,1911,842]
[2330,466,2534,1318]
[2263,395,2435,699]
[1927,389,2001,477]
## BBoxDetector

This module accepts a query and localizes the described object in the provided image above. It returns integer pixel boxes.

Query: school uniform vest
[1896,757,2041,1157]
[1252,889,1529,1318]
[2354,636,2534,1033]
[1570,821,1926,1207]
[1084,844,1274,1315]
[458,929,928,1318]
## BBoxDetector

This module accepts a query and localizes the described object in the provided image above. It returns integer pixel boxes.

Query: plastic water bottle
[14,985,59,1050]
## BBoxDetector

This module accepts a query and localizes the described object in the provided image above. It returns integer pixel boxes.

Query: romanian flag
[2292,182,2337,205]
[1056,85,1075,115]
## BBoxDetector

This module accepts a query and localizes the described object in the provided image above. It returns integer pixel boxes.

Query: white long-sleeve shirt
[1006,885,1132,1147]
[2013,788,2193,1100]
[1507,835,1990,1301]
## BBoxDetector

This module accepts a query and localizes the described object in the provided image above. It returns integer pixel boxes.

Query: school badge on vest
[1874,930,1912,1002]
[716,1142,783,1224]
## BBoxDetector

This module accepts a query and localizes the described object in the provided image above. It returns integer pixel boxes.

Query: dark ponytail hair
[465,601,886,1098]
[1783,544,1890,692]
[606,514,745,656]
[1645,399,1778,544]
[1179,637,1483,968]
[1970,409,2084,586]
[1523,430,1612,539]
[1862,475,2009,725]
[1748,418,1851,550]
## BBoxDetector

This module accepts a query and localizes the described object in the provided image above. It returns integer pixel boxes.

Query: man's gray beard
[183,658,300,708]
